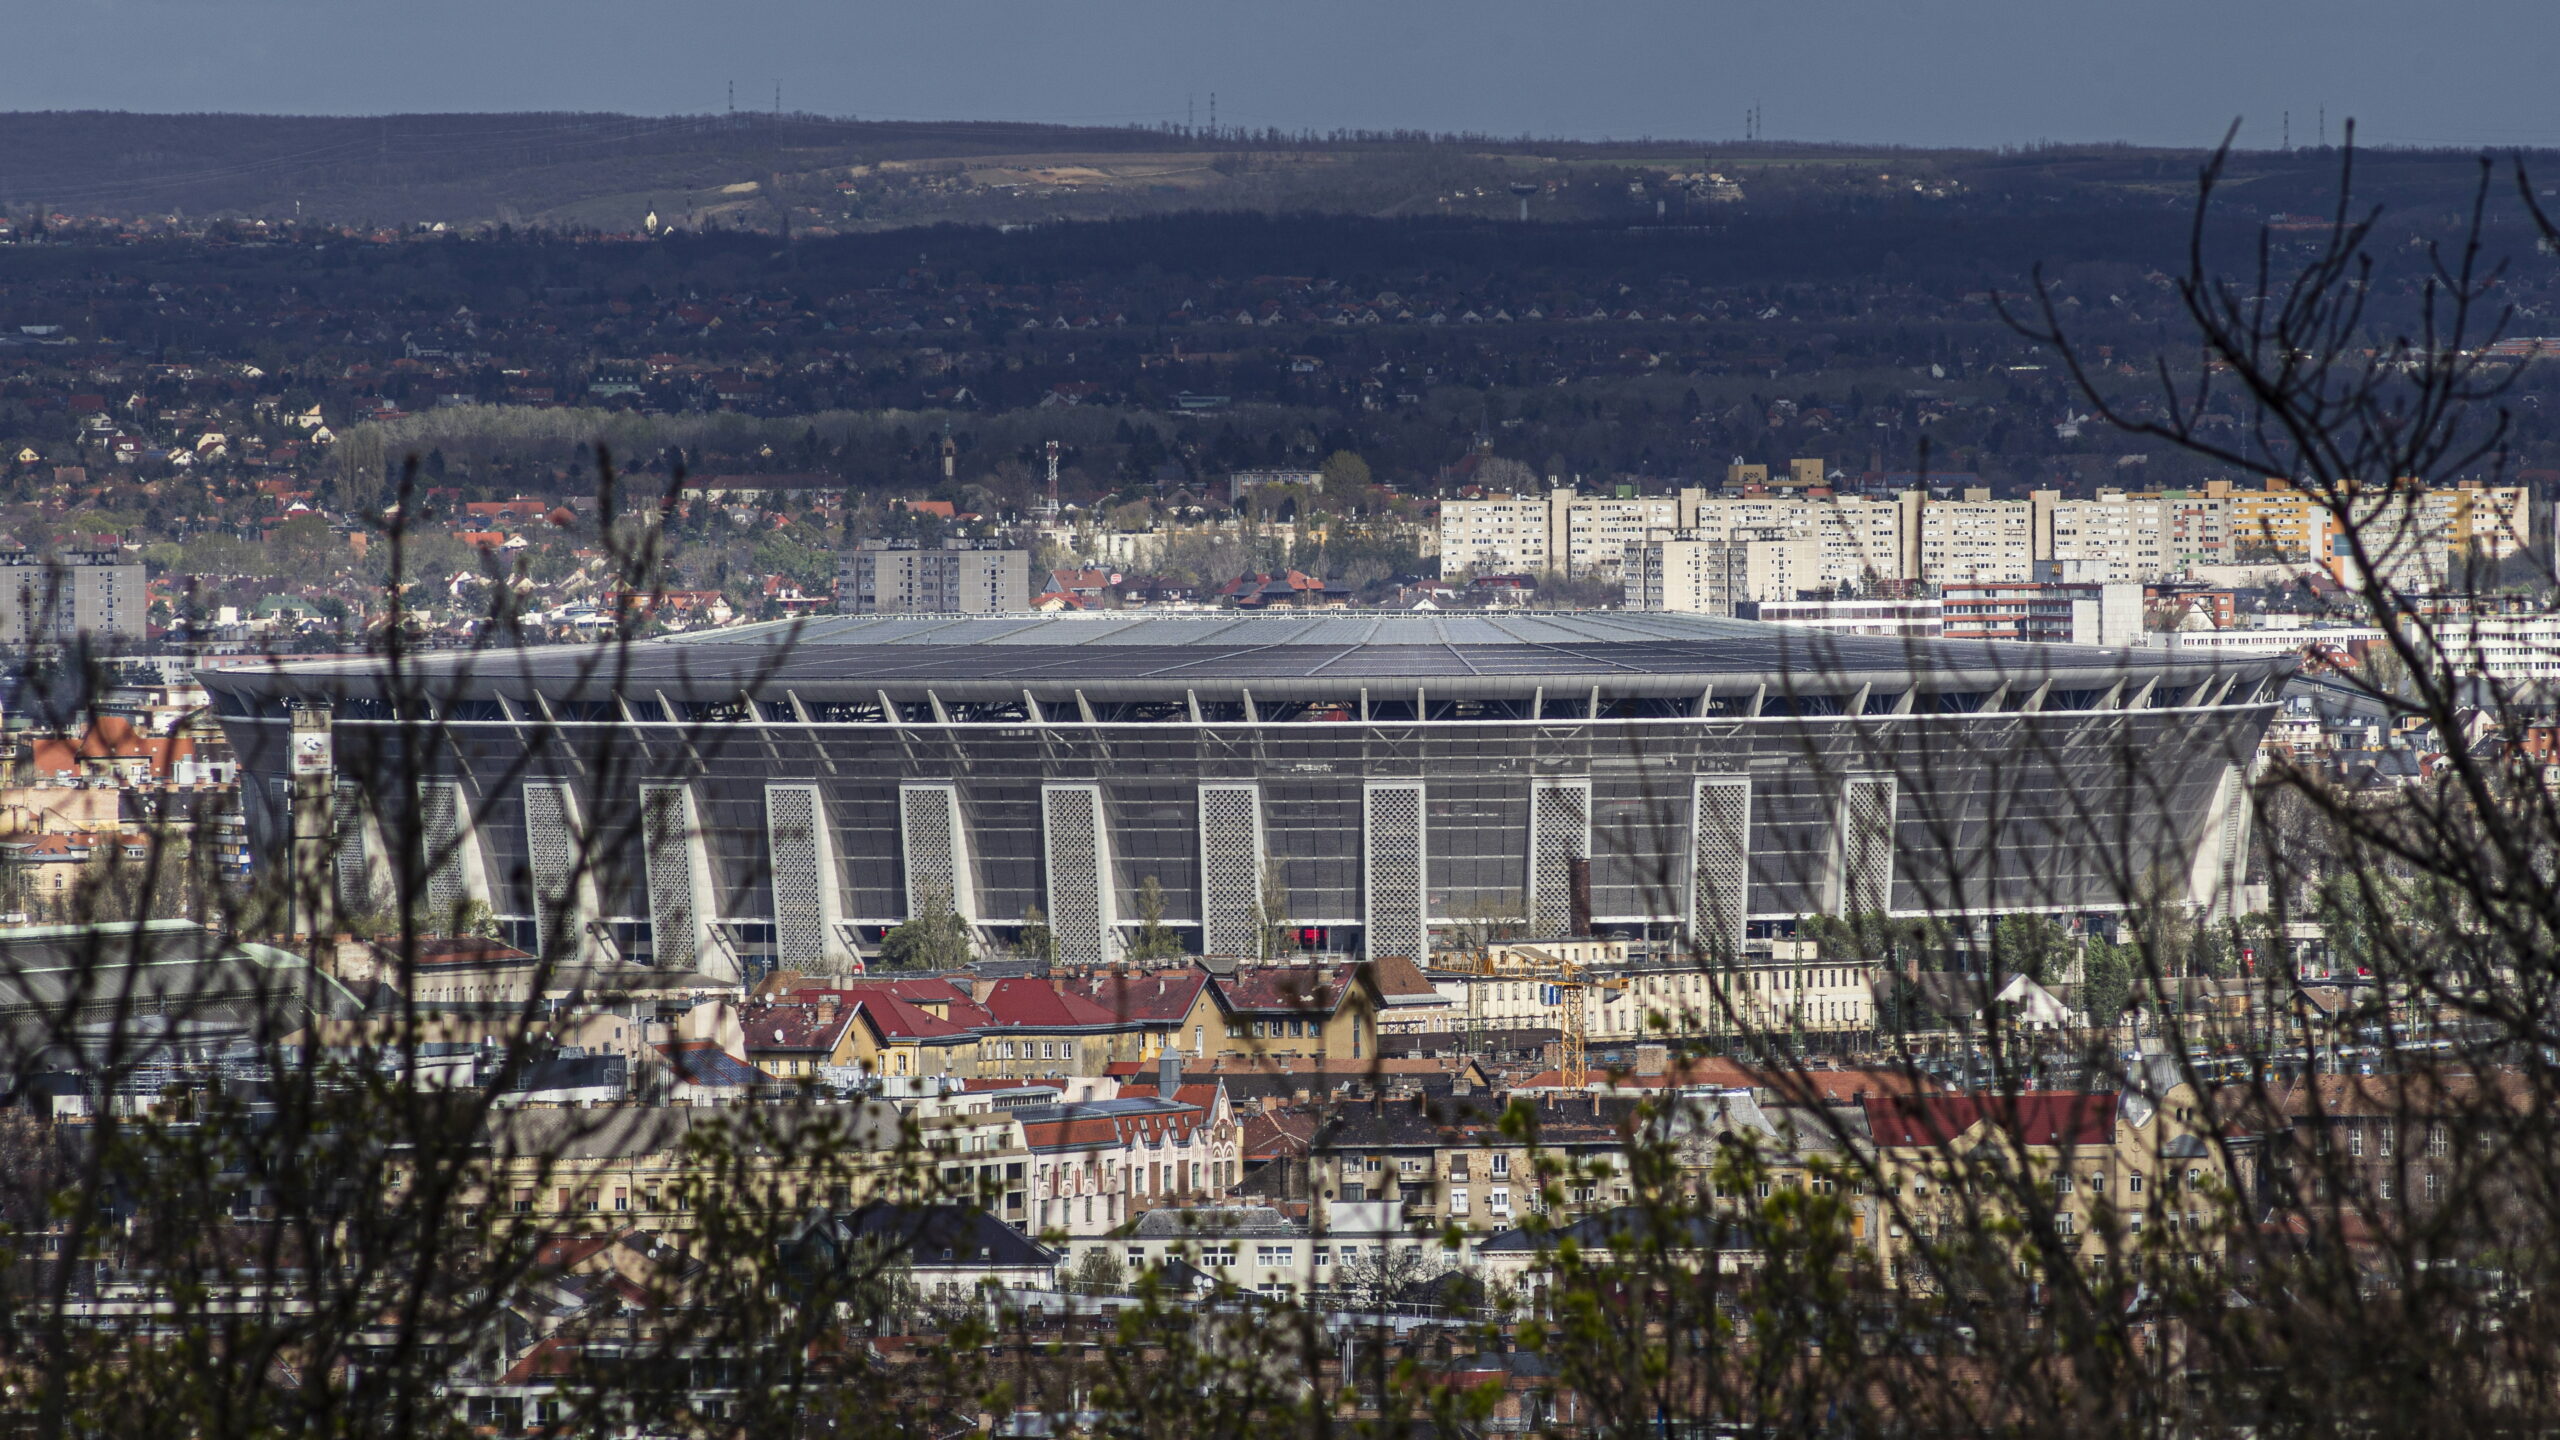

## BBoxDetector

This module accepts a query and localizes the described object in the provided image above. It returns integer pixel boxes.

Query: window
[1491,1153,1510,1178]
[2186,1168,2202,1192]
[2129,1171,2144,1194]
[2380,1176,2395,1201]
[2055,1173,2073,1196]
[1449,1155,1470,1180]
[1257,1245,1290,1266]
[2429,1125,2448,1157]
[2426,1172,2439,1201]
[1450,1188,1470,1216]
[2380,1125,2393,1158]
[2089,1174,2106,1195]
[2349,1128,2363,1158]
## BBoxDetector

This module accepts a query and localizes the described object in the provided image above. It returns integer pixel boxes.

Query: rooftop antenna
[1209,92,1217,138]
[2283,111,2290,151]
[774,80,781,117]
[1045,440,1061,517]
[727,81,735,116]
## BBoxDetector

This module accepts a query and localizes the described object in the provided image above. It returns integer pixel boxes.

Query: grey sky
[7,0,2552,151]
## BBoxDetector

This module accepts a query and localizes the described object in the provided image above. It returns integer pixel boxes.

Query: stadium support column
[287,708,336,937]
[1688,774,1752,961]
[1834,775,1898,917]
[900,784,977,923]
[522,780,606,964]
[418,778,492,928]
[1198,783,1265,958]
[1528,778,1591,939]
[1042,784,1117,967]
[1362,781,1426,964]
[766,783,858,975]
[2187,763,2251,923]
[642,782,732,979]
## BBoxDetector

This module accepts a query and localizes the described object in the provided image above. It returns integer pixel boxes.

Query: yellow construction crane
[1462,942,1625,1088]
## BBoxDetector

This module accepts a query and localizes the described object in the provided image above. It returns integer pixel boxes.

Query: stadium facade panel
[203,613,2288,970]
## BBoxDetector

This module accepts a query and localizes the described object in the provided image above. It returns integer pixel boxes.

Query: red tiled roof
[1021,1102,1205,1152]
[503,1337,580,1384]
[850,994,976,1043]
[1863,1092,2119,1149]
[1213,966,1355,1016]
[978,976,1127,1031]
[531,1232,617,1271]
[1067,969,1208,1025]
[1241,1108,1318,1158]
[740,1000,855,1054]
[1114,1081,1225,1113]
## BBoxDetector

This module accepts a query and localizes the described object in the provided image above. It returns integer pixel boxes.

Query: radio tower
[1044,440,1061,519]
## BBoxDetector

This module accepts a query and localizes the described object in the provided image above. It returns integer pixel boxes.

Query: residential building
[837,542,1028,614]
[0,549,145,645]
[1940,581,2143,646]
[1227,468,1324,502]
[1623,530,1818,615]
[1436,493,1554,574]
[1918,491,2035,583]
[1020,1078,1239,1235]
[2041,491,2170,583]
[1743,597,1944,637]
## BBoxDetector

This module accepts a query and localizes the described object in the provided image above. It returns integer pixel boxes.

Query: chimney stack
[1159,1050,1181,1097]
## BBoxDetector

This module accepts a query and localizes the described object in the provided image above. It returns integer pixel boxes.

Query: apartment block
[0,550,145,646]
[1918,492,2035,584]
[1940,580,2143,646]
[1436,494,1553,575]
[1624,530,1819,615]
[2041,491,2170,584]
[837,544,1029,614]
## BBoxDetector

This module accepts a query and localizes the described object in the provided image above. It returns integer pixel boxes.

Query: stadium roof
[217,611,2289,710]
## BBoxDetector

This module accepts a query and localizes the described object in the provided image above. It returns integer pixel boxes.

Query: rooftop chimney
[1158,1050,1181,1097]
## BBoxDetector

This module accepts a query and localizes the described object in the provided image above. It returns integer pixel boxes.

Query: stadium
[199,612,2290,975]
